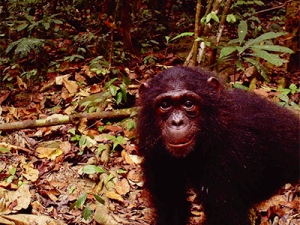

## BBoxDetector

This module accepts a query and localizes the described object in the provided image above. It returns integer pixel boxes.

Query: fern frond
[6,38,45,59]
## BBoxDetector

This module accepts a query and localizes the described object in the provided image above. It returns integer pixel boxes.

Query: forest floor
[0,1,299,225]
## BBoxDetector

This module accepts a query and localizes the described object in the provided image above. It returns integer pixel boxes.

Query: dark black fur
[137,66,299,225]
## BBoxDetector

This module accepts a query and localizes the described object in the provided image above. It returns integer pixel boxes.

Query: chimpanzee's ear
[207,77,223,92]
[138,82,149,95]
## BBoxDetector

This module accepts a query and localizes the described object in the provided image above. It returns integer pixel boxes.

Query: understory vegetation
[0,0,299,224]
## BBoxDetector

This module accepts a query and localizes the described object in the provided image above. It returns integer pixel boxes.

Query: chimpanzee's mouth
[166,136,195,157]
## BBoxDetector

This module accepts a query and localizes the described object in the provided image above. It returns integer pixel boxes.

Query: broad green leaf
[236,46,246,54]
[206,12,219,23]
[68,128,76,135]
[233,83,249,90]
[82,204,93,220]
[53,19,63,24]
[97,144,107,153]
[6,175,14,183]
[278,88,291,95]
[109,85,117,96]
[123,75,131,86]
[228,38,240,45]
[277,102,286,107]
[44,22,50,30]
[88,106,96,113]
[290,102,300,111]
[17,23,28,31]
[0,147,10,153]
[82,165,105,174]
[98,126,106,132]
[71,134,80,142]
[117,169,128,174]
[75,193,87,209]
[165,36,170,42]
[289,84,299,94]
[105,173,115,185]
[120,84,127,102]
[126,119,136,130]
[243,57,269,81]
[254,0,264,6]
[10,167,16,175]
[200,16,206,24]
[105,78,118,88]
[101,134,116,141]
[116,92,123,105]
[251,45,294,53]
[113,136,126,150]
[24,14,34,22]
[80,100,92,108]
[289,84,297,91]
[93,194,105,204]
[79,135,87,148]
[238,20,248,45]
[253,49,288,66]
[220,46,237,58]
[279,93,289,103]
[245,32,287,48]
[226,14,236,23]
[170,32,194,42]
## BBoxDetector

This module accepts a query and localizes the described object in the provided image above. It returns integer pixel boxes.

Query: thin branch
[216,0,233,44]
[256,0,291,14]
[0,107,138,132]
[191,0,202,66]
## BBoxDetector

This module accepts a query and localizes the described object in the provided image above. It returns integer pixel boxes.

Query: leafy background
[0,0,299,224]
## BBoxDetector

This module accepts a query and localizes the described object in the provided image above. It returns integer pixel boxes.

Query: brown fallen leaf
[22,162,39,182]
[0,184,31,215]
[115,178,130,195]
[36,147,63,160]
[106,191,124,203]
[121,150,134,164]
[62,77,78,94]
[1,214,66,225]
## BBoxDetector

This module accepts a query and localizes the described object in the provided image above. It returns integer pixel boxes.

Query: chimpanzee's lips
[167,135,195,149]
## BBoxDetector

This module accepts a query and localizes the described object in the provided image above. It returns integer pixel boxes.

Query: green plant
[69,128,96,154]
[20,69,38,80]
[2,63,19,81]
[79,92,112,113]
[165,32,194,44]
[231,0,265,37]
[64,54,85,62]
[140,39,160,54]
[5,167,16,183]
[15,13,63,36]
[89,56,111,76]
[200,12,220,24]
[123,118,136,131]
[104,77,130,105]
[99,134,127,151]
[70,192,100,221]
[143,55,157,65]
[82,165,105,174]
[219,20,294,80]
[78,76,130,113]
[278,84,300,111]
[6,37,45,59]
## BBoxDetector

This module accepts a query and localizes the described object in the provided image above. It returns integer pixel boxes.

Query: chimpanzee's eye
[160,101,171,110]
[183,100,194,109]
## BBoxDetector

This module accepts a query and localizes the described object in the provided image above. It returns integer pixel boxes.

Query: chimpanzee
[137,66,299,225]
